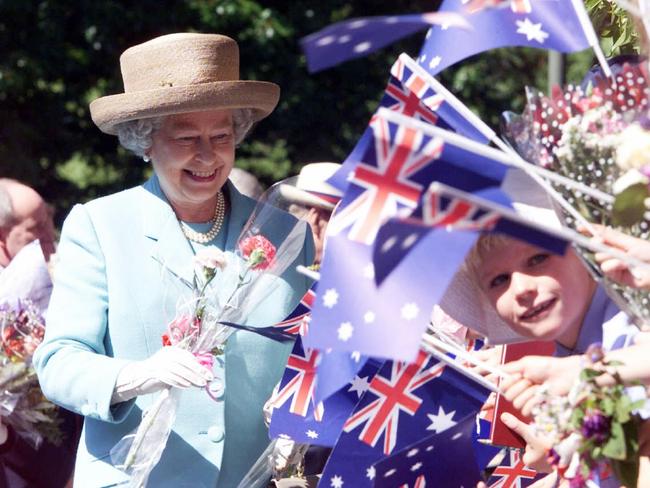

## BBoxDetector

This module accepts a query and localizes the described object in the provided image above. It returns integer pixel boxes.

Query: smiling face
[476,238,596,349]
[148,109,235,220]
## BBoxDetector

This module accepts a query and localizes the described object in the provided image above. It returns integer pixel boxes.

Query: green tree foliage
[0,1,637,223]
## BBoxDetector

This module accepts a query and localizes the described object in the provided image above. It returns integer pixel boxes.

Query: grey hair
[0,179,16,231]
[115,108,255,158]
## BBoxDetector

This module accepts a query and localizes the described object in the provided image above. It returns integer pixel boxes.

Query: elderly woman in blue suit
[34,33,313,488]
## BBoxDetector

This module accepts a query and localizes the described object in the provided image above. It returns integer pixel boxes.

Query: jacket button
[207,425,224,443]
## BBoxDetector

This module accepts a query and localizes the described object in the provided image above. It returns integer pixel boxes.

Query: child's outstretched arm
[590,225,650,290]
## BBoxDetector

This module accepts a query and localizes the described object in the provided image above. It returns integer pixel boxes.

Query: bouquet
[502,61,650,326]
[110,182,313,487]
[0,299,63,447]
[532,344,643,488]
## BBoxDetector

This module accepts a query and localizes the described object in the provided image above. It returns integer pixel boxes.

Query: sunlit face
[477,239,596,348]
[148,109,235,214]
[0,190,55,266]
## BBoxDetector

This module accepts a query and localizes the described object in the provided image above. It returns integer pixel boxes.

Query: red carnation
[238,235,276,271]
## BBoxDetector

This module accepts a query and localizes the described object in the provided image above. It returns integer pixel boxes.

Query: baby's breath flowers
[531,343,642,488]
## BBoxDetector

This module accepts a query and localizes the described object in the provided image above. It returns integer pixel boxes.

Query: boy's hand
[589,225,650,290]
[501,355,582,417]
[500,413,553,473]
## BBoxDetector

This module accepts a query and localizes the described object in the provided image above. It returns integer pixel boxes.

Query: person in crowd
[0,178,56,268]
[0,180,80,488]
[440,174,648,485]
[34,33,313,488]
[228,167,265,200]
[280,162,341,267]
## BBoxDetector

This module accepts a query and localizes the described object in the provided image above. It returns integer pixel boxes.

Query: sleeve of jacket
[34,204,135,423]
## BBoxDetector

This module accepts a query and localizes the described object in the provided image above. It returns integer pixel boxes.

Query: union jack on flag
[273,288,316,336]
[381,56,444,126]
[487,450,540,487]
[267,341,323,419]
[327,115,444,245]
[422,185,500,231]
[343,350,444,455]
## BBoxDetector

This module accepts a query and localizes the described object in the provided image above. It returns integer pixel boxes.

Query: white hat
[279,162,343,210]
[439,169,564,344]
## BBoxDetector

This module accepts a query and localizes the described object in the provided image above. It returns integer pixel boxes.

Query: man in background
[0,178,79,487]
[0,178,56,269]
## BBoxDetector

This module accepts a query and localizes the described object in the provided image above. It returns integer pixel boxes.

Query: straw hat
[438,169,565,344]
[279,162,343,210]
[89,33,280,135]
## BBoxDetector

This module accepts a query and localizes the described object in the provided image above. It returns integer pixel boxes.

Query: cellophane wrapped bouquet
[502,60,650,326]
[0,299,63,447]
[110,179,313,487]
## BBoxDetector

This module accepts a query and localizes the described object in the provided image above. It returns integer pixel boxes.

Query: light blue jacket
[34,176,313,488]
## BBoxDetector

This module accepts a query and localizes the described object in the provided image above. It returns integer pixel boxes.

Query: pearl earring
[143,154,151,163]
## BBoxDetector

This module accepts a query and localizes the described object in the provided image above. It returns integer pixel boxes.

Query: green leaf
[612,183,650,226]
[602,422,626,460]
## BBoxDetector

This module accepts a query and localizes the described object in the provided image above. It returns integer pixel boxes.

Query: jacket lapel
[141,176,196,289]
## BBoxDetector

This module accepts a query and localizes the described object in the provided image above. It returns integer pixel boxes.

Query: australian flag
[268,336,385,446]
[372,182,570,284]
[486,449,542,487]
[372,414,482,488]
[320,350,490,488]
[419,0,594,75]
[300,12,469,73]
[328,53,489,193]
[303,111,508,365]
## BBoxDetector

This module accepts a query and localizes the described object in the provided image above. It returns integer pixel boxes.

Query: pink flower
[167,315,199,344]
[238,235,277,270]
[194,351,214,370]
[193,247,227,271]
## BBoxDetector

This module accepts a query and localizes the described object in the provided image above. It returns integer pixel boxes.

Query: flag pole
[394,54,603,234]
[428,181,650,273]
[420,337,501,393]
[570,0,612,78]
[378,106,612,203]
[296,265,321,281]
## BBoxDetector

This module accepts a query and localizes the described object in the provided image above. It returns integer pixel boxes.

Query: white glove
[111,347,214,404]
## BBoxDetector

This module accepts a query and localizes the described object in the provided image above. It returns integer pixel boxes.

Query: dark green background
[0,0,637,224]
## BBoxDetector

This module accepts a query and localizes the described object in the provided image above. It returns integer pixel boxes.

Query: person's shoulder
[83,182,150,213]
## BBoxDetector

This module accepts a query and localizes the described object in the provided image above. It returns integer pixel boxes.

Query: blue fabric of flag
[419,0,592,75]
[320,351,490,488]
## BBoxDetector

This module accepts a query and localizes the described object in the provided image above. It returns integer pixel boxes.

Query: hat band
[306,190,342,206]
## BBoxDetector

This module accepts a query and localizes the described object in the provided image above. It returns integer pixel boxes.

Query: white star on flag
[350,351,362,363]
[306,430,319,439]
[426,406,457,433]
[407,448,419,457]
[429,55,442,70]
[348,375,371,398]
[516,18,549,43]
[330,474,344,488]
[401,302,420,320]
[362,263,375,279]
[366,466,376,480]
[363,311,376,324]
[322,288,339,308]
[411,461,423,471]
[337,322,354,341]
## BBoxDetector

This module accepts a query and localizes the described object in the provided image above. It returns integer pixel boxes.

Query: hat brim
[89,80,280,135]
[278,184,336,211]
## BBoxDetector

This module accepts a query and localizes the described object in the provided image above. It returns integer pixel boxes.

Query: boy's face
[476,239,596,348]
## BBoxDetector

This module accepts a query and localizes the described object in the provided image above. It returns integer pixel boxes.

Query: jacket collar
[140,174,256,288]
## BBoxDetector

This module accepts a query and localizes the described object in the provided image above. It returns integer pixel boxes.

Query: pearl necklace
[179,191,225,244]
